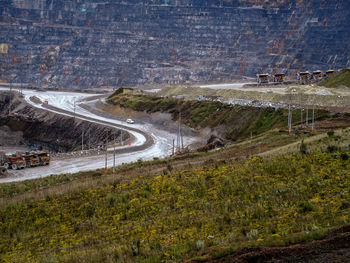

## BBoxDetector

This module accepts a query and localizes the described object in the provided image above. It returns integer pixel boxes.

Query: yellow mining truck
[24,152,40,168]
[1,153,26,170]
[256,73,269,84]
[36,151,51,166]
[273,73,285,82]
[298,71,311,84]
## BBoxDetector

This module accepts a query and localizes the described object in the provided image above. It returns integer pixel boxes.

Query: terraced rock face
[0,0,349,89]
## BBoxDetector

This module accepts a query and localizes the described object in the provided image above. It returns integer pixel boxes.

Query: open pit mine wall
[0,0,349,89]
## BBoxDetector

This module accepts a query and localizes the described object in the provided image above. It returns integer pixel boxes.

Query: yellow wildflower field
[0,152,349,262]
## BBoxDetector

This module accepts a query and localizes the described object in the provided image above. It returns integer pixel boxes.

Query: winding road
[0,88,200,183]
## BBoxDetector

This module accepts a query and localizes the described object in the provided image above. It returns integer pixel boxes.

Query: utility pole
[172,139,175,155]
[300,93,303,128]
[73,97,76,119]
[176,112,182,152]
[88,127,91,150]
[8,83,12,115]
[300,108,303,128]
[113,132,116,176]
[105,132,108,176]
[250,131,253,157]
[81,126,84,151]
[312,104,315,134]
[288,104,292,136]
[180,115,184,149]
[305,105,309,129]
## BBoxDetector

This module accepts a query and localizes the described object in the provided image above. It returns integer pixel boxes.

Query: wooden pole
[113,132,116,176]
[300,93,303,128]
[105,132,108,176]
[305,105,309,129]
[288,105,291,136]
[172,139,175,155]
[180,115,184,149]
[81,126,84,151]
[312,105,315,134]
[73,98,76,119]
[88,127,90,150]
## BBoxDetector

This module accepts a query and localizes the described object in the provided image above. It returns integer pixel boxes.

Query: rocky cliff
[0,92,123,151]
[0,0,349,89]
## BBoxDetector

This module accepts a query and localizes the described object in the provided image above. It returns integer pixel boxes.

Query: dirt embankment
[157,84,350,112]
[107,90,332,141]
[190,224,350,263]
[93,98,198,137]
[0,92,126,152]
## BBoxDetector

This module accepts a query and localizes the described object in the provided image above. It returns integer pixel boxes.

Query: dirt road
[0,88,201,182]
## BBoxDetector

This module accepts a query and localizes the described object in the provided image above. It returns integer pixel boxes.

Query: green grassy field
[1,149,349,262]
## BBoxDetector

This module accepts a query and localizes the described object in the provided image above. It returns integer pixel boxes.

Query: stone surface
[0,0,349,89]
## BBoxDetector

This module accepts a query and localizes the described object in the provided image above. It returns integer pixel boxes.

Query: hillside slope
[1,151,349,262]
[319,68,350,88]
[107,91,330,140]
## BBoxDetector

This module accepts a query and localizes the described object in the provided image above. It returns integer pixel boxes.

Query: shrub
[327,145,339,153]
[300,140,307,154]
[340,152,349,161]
[106,193,116,206]
[196,240,205,250]
[298,201,313,213]
[327,130,335,137]
[246,229,259,240]
[85,205,95,217]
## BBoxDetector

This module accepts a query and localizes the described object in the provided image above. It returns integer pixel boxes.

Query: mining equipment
[325,69,336,77]
[0,151,50,170]
[23,152,40,168]
[298,71,311,84]
[312,70,323,80]
[273,73,285,82]
[35,151,51,166]
[0,153,26,170]
[257,73,269,84]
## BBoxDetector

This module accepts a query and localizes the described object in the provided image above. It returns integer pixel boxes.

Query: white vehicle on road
[0,86,200,183]
[126,118,134,124]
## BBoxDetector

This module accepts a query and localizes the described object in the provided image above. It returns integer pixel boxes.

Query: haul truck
[35,151,51,166]
[0,153,26,170]
[24,152,40,167]
[0,151,50,170]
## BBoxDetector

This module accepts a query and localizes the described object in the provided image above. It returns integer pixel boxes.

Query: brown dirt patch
[190,224,350,263]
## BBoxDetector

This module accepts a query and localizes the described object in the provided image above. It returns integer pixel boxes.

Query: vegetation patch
[319,68,350,88]
[0,151,349,262]
[108,90,330,140]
